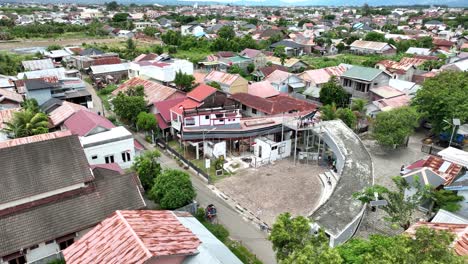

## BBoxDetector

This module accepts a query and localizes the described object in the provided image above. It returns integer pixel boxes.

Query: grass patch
[301,53,408,69]
[195,208,263,264]
[190,158,230,182]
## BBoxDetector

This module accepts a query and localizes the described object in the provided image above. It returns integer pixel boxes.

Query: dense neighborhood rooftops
[0,167,146,258]
[204,70,243,86]
[370,85,405,99]
[310,120,372,239]
[300,65,349,85]
[154,97,186,123]
[0,135,92,205]
[49,101,87,127]
[187,84,217,102]
[341,66,386,82]
[21,58,55,71]
[63,210,201,263]
[350,40,395,51]
[24,78,59,91]
[90,63,130,74]
[0,88,23,103]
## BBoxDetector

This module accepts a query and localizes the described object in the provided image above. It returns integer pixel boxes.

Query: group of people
[205,204,217,223]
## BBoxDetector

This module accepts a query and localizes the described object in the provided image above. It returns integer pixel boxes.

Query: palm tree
[320,103,338,121]
[3,110,49,138]
[351,98,368,130]
[21,98,40,113]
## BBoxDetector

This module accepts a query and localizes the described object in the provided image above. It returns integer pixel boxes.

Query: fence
[156,139,211,182]
[421,144,443,156]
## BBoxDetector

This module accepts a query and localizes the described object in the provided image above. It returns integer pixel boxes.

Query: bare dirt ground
[215,159,325,226]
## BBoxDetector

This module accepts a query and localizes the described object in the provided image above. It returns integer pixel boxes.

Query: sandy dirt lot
[215,159,325,225]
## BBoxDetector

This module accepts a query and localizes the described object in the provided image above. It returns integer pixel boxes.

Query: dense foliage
[2,109,49,139]
[148,169,196,209]
[412,71,468,134]
[372,107,419,148]
[3,21,108,38]
[319,76,350,107]
[132,150,161,191]
[112,86,147,124]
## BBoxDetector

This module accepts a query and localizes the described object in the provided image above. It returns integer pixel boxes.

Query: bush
[98,84,118,95]
[148,169,196,209]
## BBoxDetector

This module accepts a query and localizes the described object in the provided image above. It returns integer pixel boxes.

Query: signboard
[205,159,211,169]
[370,200,388,207]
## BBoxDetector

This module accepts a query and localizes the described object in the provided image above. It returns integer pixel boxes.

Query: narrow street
[134,133,277,264]
[87,86,277,264]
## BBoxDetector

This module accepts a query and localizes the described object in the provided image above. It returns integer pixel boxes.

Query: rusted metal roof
[63,210,201,264]
[49,101,87,127]
[0,108,19,130]
[406,222,468,256]
[300,65,348,85]
[204,70,241,86]
[112,77,183,106]
[350,40,392,51]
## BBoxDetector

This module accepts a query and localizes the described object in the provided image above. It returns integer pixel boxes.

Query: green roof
[228,56,252,63]
[341,66,384,82]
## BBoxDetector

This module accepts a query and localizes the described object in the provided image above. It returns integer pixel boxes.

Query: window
[279,146,285,154]
[343,79,351,87]
[272,146,278,150]
[59,238,74,250]
[205,115,210,120]
[45,240,54,245]
[91,155,98,160]
[29,245,39,251]
[7,256,26,264]
[242,105,247,111]
[355,82,369,93]
[215,113,223,118]
[104,155,115,164]
[252,108,257,114]
[185,118,195,126]
[122,152,131,162]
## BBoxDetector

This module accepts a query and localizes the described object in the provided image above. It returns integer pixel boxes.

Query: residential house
[239,48,268,69]
[153,97,186,139]
[299,64,349,88]
[112,77,185,113]
[22,78,91,107]
[218,55,253,72]
[252,65,288,81]
[0,78,16,92]
[349,40,397,55]
[340,66,391,98]
[433,38,456,53]
[231,93,317,117]
[128,56,194,84]
[266,56,308,72]
[170,84,238,135]
[43,49,73,64]
[402,168,446,212]
[63,210,243,264]
[46,101,87,127]
[270,40,305,56]
[0,89,23,110]
[375,57,428,81]
[63,110,143,169]
[0,134,145,264]
[440,57,468,72]
[204,70,248,94]
[405,47,433,56]
[265,69,305,93]
[181,22,205,37]
[388,79,421,98]
[21,58,55,71]
[89,63,130,85]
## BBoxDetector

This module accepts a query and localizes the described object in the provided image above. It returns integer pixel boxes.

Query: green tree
[336,108,357,129]
[2,110,49,138]
[364,32,386,42]
[148,169,196,209]
[413,71,468,134]
[174,70,195,91]
[319,76,350,107]
[218,26,235,40]
[372,107,419,148]
[337,227,465,263]
[136,112,157,132]
[152,45,164,54]
[112,13,129,23]
[274,45,287,66]
[106,1,119,11]
[143,26,158,37]
[430,189,464,212]
[125,38,136,58]
[125,85,144,97]
[21,98,39,113]
[321,103,338,121]
[112,92,147,124]
[46,44,62,51]
[269,213,341,263]
[132,150,161,191]
[354,176,427,229]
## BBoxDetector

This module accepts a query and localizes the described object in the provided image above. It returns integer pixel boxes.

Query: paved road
[134,133,277,264]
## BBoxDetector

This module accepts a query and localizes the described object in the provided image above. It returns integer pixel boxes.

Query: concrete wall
[204,141,226,159]
[183,111,240,128]
[229,77,249,94]
[329,206,366,247]
[26,242,61,263]
[254,138,292,163]
[83,137,136,169]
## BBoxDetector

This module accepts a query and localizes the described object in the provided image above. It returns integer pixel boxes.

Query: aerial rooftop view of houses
[0,1,467,264]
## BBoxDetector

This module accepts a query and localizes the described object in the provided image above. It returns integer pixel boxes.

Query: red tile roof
[92,57,121,66]
[406,222,468,256]
[64,110,115,136]
[231,93,317,115]
[187,84,217,102]
[63,210,201,264]
[170,98,201,115]
[113,77,184,106]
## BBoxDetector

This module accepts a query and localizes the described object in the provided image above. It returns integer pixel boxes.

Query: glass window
[105,155,114,164]
[252,109,257,114]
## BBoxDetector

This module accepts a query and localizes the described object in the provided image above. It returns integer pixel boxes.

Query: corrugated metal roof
[341,66,385,82]
[49,101,87,127]
[63,210,201,264]
[0,89,23,103]
[187,84,217,102]
[432,210,468,224]
[0,130,72,149]
[204,70,241,86]
[64,109,115,136]
[90,63,129,75]
[0,108,20,130]
[350,40,391,51]
[112,77,182,106]
[248,81,280,98]
[21,59,55,71]
[300,65,348,84]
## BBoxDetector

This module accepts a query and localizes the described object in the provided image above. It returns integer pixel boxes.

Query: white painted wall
[183,110,241,127]
[204,141,226,159]
[133,60,193,83]
[26,242,61,263]
[82,137,135,169]
[254,138,292,163]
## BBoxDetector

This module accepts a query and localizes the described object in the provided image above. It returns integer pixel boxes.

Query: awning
[289,82,305,88]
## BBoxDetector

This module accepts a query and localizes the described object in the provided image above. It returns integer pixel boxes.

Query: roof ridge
[116,210,153,258]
